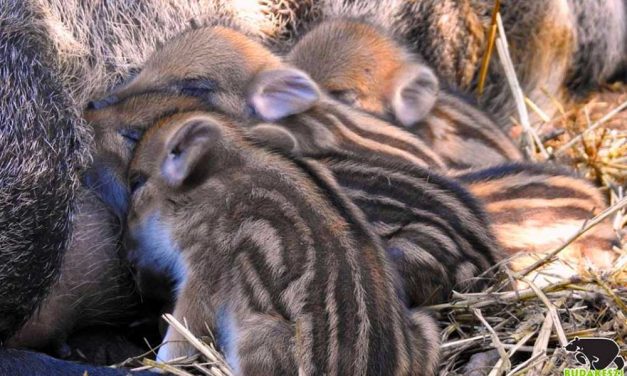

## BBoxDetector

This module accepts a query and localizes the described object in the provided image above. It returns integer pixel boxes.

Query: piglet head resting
[107,26,321,123]
[123,112,235,303]
[287,19,439,126]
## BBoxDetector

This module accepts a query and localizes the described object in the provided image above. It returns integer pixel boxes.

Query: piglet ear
[161,116,222,187]
[249,68,320,121]
[248,123,299,153]
[390,64,439,127]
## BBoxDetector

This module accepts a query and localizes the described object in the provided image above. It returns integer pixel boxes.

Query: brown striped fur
[91,26,446,169]
[287,20,523,169]
[457,163,621,285]
[125,111,439,375]
[87,26,503,306]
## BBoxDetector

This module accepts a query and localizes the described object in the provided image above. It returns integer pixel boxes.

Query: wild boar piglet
[287,19,523,169]
[124,111,440,375]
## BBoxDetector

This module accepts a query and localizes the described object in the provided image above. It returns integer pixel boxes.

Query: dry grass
[436,270,626,375]
[545,85,627,195]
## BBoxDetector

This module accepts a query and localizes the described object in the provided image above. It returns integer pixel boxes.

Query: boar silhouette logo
[563,337,625,371]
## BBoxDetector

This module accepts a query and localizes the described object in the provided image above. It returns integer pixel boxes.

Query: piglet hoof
[464,349,501,376]
[156,341,194,364]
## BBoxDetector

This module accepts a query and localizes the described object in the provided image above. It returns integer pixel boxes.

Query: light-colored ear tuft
[249,68,320,122]
[161,117,222,187]
[248,124,299,153]
[391,64,439,127]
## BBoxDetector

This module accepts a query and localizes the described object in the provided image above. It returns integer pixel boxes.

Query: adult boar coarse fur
[28,0,627,117]
[0,1,86,340]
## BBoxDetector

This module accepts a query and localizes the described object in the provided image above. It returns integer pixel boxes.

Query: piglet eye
[170,146,182,157]
[119,128,144,144]
[329,89,358,105]
[179,78,217,99]
[129,173,147,194]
